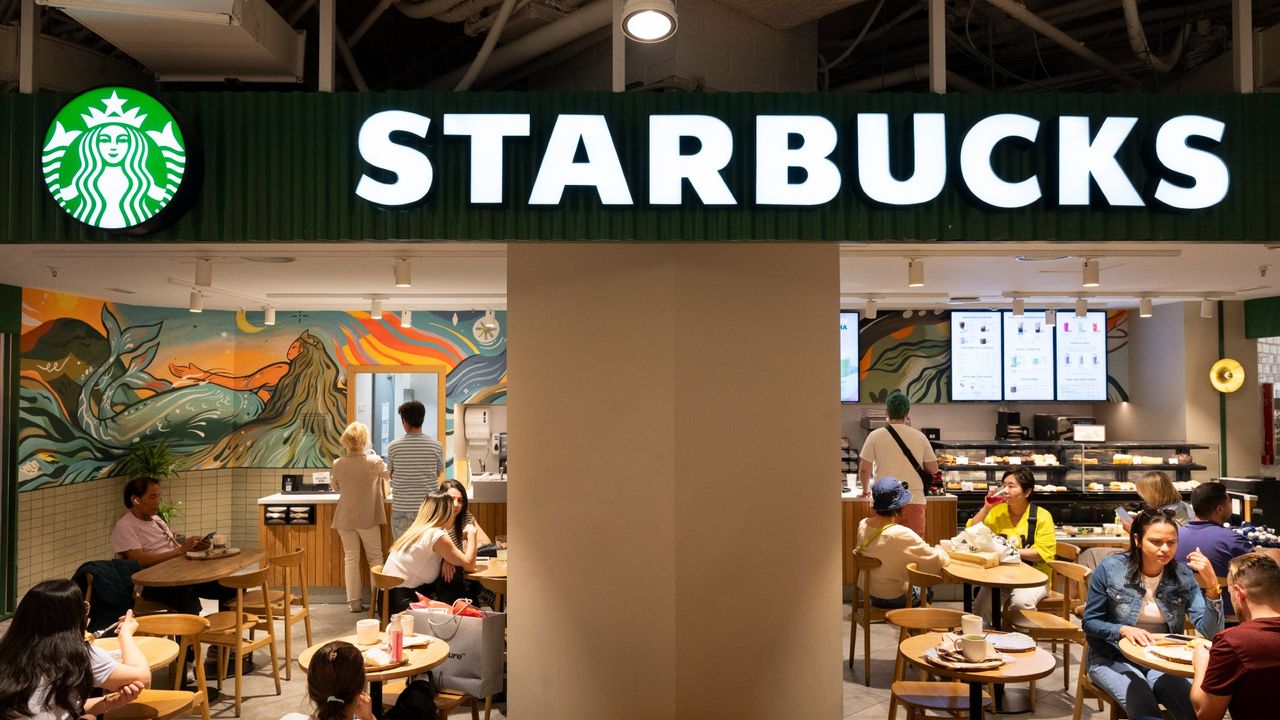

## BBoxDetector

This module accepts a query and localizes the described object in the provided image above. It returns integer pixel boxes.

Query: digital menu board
[1002,311,1055,401]
[950,311,1002,401]
[1055,311,1108,401]
[840,311,859,402]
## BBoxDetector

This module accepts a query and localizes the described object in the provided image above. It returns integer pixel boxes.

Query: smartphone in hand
[201,531,216,542]
[1115,507,1132,523]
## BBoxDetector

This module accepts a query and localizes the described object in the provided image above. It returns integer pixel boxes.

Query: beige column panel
[1183,301,1260,477]
[508,243,842,719]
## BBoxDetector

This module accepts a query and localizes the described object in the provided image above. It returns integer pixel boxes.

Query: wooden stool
[370,565,405,625]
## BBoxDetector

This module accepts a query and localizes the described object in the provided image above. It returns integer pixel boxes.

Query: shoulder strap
[883,425,924,472]
[857,522,895,553]
[1024,504,1038,550]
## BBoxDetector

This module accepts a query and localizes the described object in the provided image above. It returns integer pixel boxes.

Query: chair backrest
[84,572,95,605]
[269,548,308,608]
[850,553,882,609]
[905,562,942,589]
[1056,542,1081,562]
[136,613,210,637]
[884,607,965,632]
[371,565,406,590]
[1047,560,1091,619]
[1195,574,1229,591]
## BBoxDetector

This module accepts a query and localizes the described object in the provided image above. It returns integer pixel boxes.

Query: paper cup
[399,612,415,636]
[960,634,988,662]
[356,618,380,645]
[961,614,983,636]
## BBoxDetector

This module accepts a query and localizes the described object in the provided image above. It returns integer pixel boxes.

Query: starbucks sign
[42,87,193,233]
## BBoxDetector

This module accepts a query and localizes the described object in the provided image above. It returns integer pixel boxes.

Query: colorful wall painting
[17,289,506,492]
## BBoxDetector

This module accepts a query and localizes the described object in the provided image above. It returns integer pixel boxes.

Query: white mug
[356,618,380,645]
[961,614,984,636]
[960,634,988,662]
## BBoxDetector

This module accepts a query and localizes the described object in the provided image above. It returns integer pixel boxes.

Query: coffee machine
[996,410,1027,440]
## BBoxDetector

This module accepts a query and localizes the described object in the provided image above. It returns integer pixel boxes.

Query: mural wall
[17,289,506,491]
[858,309,1131,403]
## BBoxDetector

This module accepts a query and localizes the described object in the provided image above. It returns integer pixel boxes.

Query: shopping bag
[411,607,506,698]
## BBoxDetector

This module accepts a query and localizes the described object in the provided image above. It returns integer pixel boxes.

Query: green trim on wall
[1219,301,1228,477]
[0,285,17,615]
[3,91,1280,242]
[1244,296,1280,339]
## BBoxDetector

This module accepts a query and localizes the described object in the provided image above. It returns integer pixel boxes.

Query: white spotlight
[188,290,203,313]
[263,306,276,325]
[864,299,878,320]
[622,0,677,42]
[1045,307,1056,326]
[1082,258,1100,288]
[401,310,412,327]
[1201,298,1215,319]
[394,258,411,288]
[1139,298,1152,318]
[907,258,925,287]
[195,258,213,287]
[1011,298,1025,316]
[1075,297,1088,317]
[371,299,383,318]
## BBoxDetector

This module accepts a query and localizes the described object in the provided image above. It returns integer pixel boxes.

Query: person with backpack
[966,466,1056,622]
[858,390,937,536]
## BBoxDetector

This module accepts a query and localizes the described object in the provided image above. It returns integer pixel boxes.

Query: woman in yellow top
[966,466,1056,621]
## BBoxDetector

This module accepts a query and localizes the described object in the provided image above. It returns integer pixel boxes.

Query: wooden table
[298,633,449,719]
[467,560,507,610]
[131,549,265,587]
[93,636,180,672]
[899,632,1056,720]
[1118,635,1201,679]
[944,561,1048,630]
[105,689,197,720]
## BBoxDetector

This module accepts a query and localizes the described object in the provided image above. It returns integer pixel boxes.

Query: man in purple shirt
[1176,482,1255,616]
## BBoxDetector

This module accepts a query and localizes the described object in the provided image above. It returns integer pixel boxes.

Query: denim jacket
[1082,552,1222,662]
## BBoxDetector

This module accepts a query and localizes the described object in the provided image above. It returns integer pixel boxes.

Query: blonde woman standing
[382,491,477,613]
[331,422,389,613]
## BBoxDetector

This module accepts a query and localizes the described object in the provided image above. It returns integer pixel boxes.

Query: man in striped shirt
[386,400,445,539]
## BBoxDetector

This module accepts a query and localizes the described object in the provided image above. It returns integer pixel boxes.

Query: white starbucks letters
[354,109,1230,211]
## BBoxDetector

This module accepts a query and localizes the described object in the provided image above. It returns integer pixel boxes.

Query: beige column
[507,243,842,719]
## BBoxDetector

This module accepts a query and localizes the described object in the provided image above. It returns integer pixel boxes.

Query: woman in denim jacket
[1083,508,1223,720]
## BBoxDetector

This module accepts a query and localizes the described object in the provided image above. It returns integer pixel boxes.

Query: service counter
[841,493,957,585]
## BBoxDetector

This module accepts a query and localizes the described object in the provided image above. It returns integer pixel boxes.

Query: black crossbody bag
[884,425,936,491]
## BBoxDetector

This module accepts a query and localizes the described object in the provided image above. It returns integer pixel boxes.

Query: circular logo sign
[42,86,190,232]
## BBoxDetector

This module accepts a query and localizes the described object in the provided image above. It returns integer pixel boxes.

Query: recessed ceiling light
[240,256,296,264]
[948,296,981,304]
[1015,255,1072,262]
[106,287,136,294]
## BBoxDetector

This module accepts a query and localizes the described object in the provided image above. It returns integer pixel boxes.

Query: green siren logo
[42,87,189,231]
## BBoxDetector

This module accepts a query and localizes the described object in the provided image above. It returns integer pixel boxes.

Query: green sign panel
[41,87,190,233]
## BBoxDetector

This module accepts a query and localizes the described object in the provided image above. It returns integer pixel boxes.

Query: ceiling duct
[36,0,305,82]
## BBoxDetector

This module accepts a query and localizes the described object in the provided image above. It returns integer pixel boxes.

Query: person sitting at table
[965,467,1056,621]
[110,476,235,614]
[434,479,497,607]
[1175,481,1256,617]
[331,421,390,614]
[381,491,477,613]
[1191,553,1280,720]
[280,641,373,720]
[1118,471,1194,532]
[855,477,949,608]
[1083,508,1222,720]
[0,579,150,720]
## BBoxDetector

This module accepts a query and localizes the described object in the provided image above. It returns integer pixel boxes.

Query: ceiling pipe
[426,0,611,90]
[1120,0,1189,73]
[349,0,398,47]
[833,62,985,93]
[396,0,477,19]
[454,0,517,90]
[437,0,508,24]
[982,0,1140,87]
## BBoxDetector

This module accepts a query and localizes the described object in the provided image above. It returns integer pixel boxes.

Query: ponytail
[306,641,365,720]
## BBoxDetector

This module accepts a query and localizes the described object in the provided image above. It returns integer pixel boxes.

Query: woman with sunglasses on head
[1083,507,1222,720]
[0,579,150,720]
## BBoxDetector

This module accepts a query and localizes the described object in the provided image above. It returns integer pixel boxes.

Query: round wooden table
[899,632,1056,720]
[1118,636,1202,679]
[105,689,197,720]
[131,549,265,588]
[93,636,180,672]
[298,633,450,719]
[467,560,507,611]
[944,561,1048,630]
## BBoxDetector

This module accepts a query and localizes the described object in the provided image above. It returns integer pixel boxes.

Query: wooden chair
[1036,543,1082,617]
[1193,574,1233,627]
[197,567,282,717]
[849,553,888,685]
[242,547,314,680]
[905,563,943,608]
[135,614,212,720]
[1072,645,1127,720]
[370,565,405,625]
[884,607,993,720]
[1010,560,1090,711]
[1056,542,1082,562]
[104,689,200,720]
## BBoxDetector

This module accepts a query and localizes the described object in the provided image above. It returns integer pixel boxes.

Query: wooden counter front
[842,496,957,585]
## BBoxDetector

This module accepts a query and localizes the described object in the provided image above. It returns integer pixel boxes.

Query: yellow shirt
[966,502,1057,578]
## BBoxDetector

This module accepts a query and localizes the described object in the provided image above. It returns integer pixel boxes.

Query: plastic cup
[356,618,379,645]
[961,614,983,636]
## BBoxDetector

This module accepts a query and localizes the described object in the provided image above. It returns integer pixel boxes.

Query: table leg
[970,681,985,719]
[370,681,383,720]
[963,583,973,614]
[991,587,1003,631]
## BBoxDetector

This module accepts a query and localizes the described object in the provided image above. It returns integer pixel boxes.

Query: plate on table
[1149,643,1204,664]
[186,547,241,560]
[401,635,432,648]
[945,631,1036,653]
[362,647,407,672]
[923,648,1010,671]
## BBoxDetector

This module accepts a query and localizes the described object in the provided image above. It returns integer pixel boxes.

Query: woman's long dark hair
[1126,509,1181,586]
[306,641,365,720]
[441,479,472,547]
[0,579,93,720]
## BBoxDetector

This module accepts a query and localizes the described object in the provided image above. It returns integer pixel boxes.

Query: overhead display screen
[950,311,1002,401]
[840,311,860,403]
[1056,311,1109,401]
[1002,311,1055,401]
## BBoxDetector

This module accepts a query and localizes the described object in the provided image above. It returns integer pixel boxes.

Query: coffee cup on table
[960,634,988,662]
[399,612,415,636]
[356,618,380,645]
[961,614,983,636]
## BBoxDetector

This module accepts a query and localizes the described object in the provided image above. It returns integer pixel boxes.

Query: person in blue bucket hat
[855,476,950,608]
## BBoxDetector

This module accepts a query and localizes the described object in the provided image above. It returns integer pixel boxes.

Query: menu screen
[950,311,1002,401]
[1002,311,1055,401]
[840,311,859,402]
[1055,311,1108,401]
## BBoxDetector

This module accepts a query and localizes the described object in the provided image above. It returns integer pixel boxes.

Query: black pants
[142,581,237,615]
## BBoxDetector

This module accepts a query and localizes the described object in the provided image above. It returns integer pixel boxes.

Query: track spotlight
[263,306,276,325]
[1011,298,1025,317]
[401,310,412,327]
[622,0,677,42]
[1082,258,1100,288]
[1201,298,1215,319]
[195,258,213,287]
[394,258,411,288]
[864,299,878,320]
[907,258,925,287]
[371,299,383,318]
[188,290,203,313]
[1075,297,1088,317]
[1139,298,1152,318]
[1045,307,1056,326]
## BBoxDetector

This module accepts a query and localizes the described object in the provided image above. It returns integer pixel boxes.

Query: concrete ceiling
[1,241,1277,314]
[715,0,874,30]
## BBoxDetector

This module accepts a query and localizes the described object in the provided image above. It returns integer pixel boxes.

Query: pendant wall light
[1082,258,1100,287]
[1139,298,1152,318]
[394,258,411,288]
[907,258,925,287]
[188,290,203,313]
[1075,297,1088,317]
[1201,298,1215,319]
[263,306,276,325]
[622,0,677,42]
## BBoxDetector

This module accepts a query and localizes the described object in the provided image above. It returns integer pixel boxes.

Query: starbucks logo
[42,87,189,231]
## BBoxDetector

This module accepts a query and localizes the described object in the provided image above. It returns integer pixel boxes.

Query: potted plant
[118,440,183,524]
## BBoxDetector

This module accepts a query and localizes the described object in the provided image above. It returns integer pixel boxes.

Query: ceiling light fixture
[1082,258,1100,287]
[401,310,412,327]
[1075,297,1088,317]
[195,258,213,287]
[907,258,925,287]
[1045,307,1056,326]
[1011,297,1025,316]
[864,299,878,320]
[622,0,677,42]
[263,306,276,325]
[1139,297,1152,318]
[188,290,203,313]
[1201,298,1215,319]
[394,258,411,288]
[370,299,383,318]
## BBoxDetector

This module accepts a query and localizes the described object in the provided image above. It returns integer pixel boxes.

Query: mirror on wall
[345,365,447,458]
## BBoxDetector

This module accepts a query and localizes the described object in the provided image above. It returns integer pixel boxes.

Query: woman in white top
[330,421,390,613]
[382,491,477,613]
[855,477,949,608]
[0,580,150,720]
